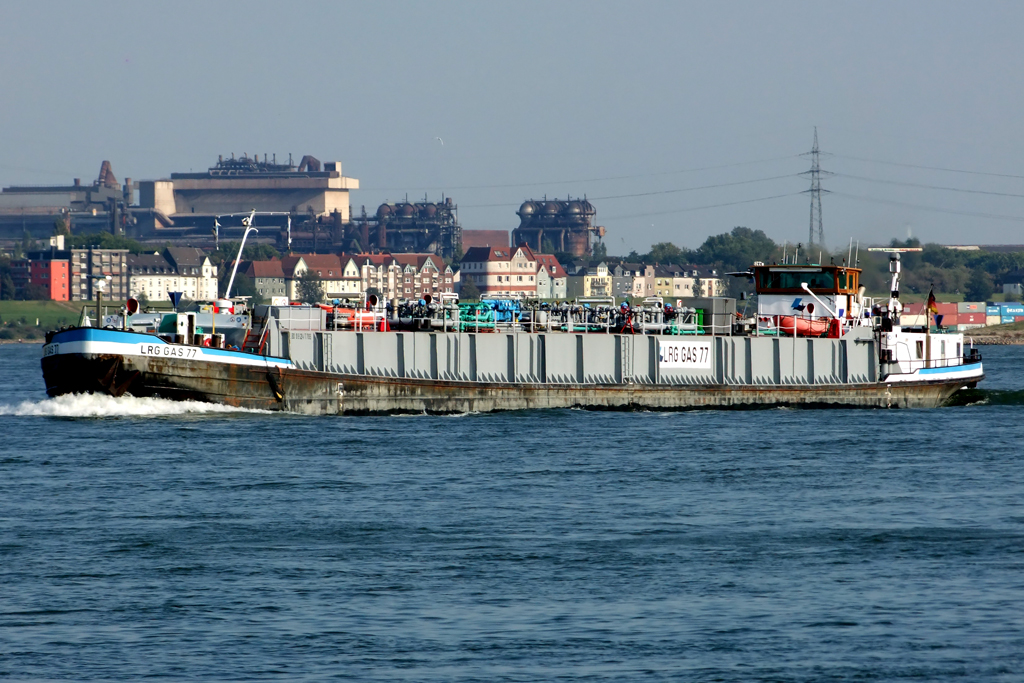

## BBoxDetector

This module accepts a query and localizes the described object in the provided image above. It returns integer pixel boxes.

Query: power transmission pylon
[800,127,832,248]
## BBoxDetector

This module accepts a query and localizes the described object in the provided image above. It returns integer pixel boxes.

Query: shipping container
[958,302,984,313]
[987,305,1001,316]
[959,312,986,324]
[903,302,924,315]
[1016,316,1024,323]
[1002,316,1017,325]
[958,324,986,331]
[935,312,958,328]
[986,315,1002,326]
[1001,305,1024,315]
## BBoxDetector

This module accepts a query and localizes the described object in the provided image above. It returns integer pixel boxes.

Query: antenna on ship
[801,127,832,249]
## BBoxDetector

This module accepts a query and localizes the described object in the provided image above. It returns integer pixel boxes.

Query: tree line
[590,230,1024,301]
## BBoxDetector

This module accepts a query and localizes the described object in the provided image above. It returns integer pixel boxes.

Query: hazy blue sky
[3,1,1024,252]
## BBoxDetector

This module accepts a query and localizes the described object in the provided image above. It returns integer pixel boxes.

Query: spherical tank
[399,203,416,218]
[542,201,562,215]
[517,201,537,217]
[565,201,583,215]
[422,203,438,218]
[376,203,393,219]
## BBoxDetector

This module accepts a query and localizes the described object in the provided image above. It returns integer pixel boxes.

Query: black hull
[42,351,979,414]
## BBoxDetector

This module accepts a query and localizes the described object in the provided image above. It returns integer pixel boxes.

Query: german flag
[926,289,939,314]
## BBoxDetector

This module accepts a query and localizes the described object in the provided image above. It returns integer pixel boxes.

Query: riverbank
[966,321,1024,345]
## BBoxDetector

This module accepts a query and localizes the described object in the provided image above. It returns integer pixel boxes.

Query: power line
[362,154,801,192]
[833,153,1024,181]
[602,192,802,220]
[834,172,1024,199]
[831,190,1024,223]
[460,173,801,208]
[801,127,830,247]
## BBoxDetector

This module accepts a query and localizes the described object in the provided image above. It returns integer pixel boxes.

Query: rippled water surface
[2,342,1023,681]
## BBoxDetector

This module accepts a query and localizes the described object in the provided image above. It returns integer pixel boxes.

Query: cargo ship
[40,250,983,414]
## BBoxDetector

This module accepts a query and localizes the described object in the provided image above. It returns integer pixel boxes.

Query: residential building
[245,259,287,300]
[127,248,218,303]
[610,263,639,299]
[356,253,454,301]
[621,263,724,300]
[565,261,612,298]
[460,244,538,297]
[165,247,219,300]
[626,264,657,299]
[534,253,567,299]
[1002,269,1024,297]
[671,265,724,299]
[70,247,130,301]
[279,253,360,301]
[10,250,70,300]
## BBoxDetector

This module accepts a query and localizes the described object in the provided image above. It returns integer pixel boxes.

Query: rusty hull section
[44,351,968,414]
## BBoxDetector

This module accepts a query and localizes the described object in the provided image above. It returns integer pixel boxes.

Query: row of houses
[12,236,723,306]
[245,252,456,302]
[458,243,724,300]
[10,237,217,302]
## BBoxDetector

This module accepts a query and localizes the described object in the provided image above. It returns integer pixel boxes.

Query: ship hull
[42,348,978,414]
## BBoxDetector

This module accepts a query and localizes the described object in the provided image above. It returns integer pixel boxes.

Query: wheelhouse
[752,264,861,296]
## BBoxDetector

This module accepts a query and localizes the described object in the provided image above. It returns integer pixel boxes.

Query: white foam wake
[0,393,268,418]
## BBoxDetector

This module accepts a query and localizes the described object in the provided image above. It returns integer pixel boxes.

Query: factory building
[139,155,357,219]
[0,161,133,243]
[348,199,461,260]
[512,198,606,258]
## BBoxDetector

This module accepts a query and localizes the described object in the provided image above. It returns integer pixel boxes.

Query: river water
[1,342,1022,681]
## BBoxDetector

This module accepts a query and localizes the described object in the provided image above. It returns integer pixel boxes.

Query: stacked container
[987,304,1002,327]
[934,302,958,330]
[999,303,1024,325]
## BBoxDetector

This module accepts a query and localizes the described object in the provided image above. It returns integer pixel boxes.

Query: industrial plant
[0,155,608,260]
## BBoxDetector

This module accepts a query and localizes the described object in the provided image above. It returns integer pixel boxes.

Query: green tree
[67,232,145,253]
[696,226,778,273]
[648,242,688,264]
[592,241,608,260]
[459,279,481,301]
[297,271,324,304]
[964,267,995,301]
[53,217,71,237]
[21,230,38,254]
[541,238,556,254]
[1,273,16,300]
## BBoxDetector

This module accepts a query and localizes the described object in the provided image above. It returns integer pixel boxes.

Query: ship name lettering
[139,344,198,359]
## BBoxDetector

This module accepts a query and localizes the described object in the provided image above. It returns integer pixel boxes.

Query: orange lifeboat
[774,316,840,338]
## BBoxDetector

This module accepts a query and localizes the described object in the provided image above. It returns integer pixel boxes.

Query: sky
[2,1,1024,253]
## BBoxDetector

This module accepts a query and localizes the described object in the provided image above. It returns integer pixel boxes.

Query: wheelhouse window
[759,270,835,291]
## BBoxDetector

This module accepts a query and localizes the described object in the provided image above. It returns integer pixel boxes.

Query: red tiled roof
[280,255,304,278]
[246,260,285,278]
[300,254,342,272]
[535,253,564,278]
[512,243,537,261]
